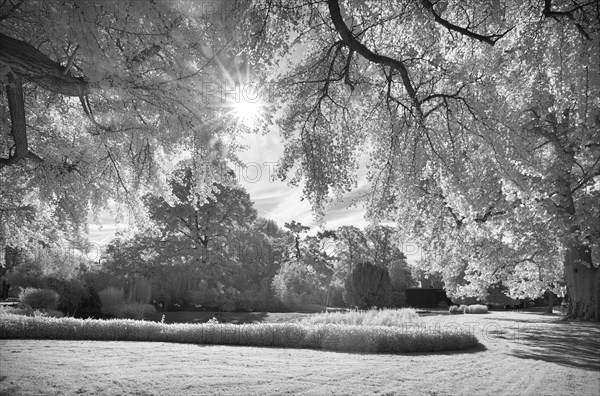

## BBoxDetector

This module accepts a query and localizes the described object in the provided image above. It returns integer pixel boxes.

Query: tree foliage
[0,0,266,259]
[250,0,600,320]
[103,164,288,311]
[333,225,414,306]
[344,261,392,309]
[3,1,599,320]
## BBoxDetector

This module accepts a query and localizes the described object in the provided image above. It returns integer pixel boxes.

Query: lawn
[1,311,599,395]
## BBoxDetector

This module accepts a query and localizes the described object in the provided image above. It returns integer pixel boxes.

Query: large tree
[107,164,257,279]
[0,1,263,260]
[251,0,599,320]
[103,164,288,310]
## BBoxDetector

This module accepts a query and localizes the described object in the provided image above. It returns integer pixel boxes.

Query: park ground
[1,311,599,395]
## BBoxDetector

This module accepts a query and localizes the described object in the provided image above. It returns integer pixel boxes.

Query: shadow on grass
[508,320,600,371]
[409,342,487,356]
[193,338,488,356]
[467,311,564,325]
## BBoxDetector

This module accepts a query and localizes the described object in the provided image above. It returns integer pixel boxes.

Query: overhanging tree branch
[421,0,513,45]
[327,0,423,120]
[0,33,88,97]
[542,0,592,40]
[0,32,91,166]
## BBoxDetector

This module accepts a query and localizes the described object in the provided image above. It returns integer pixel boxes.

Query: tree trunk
[5,73,27,158]
[563,244,600,321]
[546,290,554,314]
[0,32,90,167]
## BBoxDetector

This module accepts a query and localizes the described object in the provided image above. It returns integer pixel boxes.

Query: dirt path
[1,312,598,395]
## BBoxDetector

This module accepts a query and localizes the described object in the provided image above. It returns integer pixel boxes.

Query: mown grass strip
[0,313,480,353]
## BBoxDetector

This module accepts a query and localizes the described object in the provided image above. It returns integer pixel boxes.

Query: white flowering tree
[252,0,599,320]
[0,1,263,261]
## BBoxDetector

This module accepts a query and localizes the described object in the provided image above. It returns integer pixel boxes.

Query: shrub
[45,310,65,318]
[43,277,88,315]
[0,306,64,318]
[343,262,392,309]
[113,304,156,320]
[98,287,125,315]
[0,306,36,317]
[458,304,468,313]
[464,304,489,314]
[272,261,325,310]
[390,290,407,307]
[437,301,449,309]
[19,288,59,311]
[236,285,270,312]
[448,305,463,314]
[300,308,420,326]
[127,278,152,304]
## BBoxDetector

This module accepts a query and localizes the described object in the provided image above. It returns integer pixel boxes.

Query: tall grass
[127,278,152,304]
[299,308,420,327]
[98,287,124,315]
[0,311,479,354]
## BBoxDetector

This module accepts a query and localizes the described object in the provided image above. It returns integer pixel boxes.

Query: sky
[85,126,422,263]
[86,127,370,242]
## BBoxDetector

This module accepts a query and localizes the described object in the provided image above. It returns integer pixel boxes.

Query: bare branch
[421,0,513,45]
[542,0,592,40]
[327,0,423,120]
[62,44,80,76]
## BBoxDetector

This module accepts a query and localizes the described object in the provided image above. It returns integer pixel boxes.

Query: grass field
[1,311,599,395]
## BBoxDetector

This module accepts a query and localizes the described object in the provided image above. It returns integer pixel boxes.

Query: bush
[113,304,156,320]
[300,308,420,326]
[448,305,463,314]
[43,277,88,315]
[464,304,489,314]
[458,304,468,313]
[45,309,65,318]
[390,290,407,307]
[437,301,449,309]
[0,306,35,317]
[0,306,64,318]
[98,287,125,315]
[272,261,325,310]
[0,312,480,354]
[343,262,392,309]
[19,288,59,311]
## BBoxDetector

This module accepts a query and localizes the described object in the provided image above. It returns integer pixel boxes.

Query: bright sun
[231,100,263,128]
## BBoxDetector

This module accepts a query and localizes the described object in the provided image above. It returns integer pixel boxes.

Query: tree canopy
[248,0,600,320]
[0,0,265,252]
[2,0,599,320]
